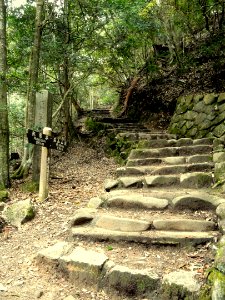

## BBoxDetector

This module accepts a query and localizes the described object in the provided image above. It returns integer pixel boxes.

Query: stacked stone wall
[169,93,225,139]
[169,93,225,184]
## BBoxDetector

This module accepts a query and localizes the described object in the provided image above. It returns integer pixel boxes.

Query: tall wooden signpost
[28,90,67,201]
[27,128,68,201]
[33,90,52,183]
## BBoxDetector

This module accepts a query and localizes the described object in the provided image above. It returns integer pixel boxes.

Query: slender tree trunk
[13,0,44,179]
[0,0,10,189]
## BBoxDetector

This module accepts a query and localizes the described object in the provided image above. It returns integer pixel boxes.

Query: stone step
[116,132,177,141]
[35,242,204,298]
[71,212,217,232]
[137,137,214,149]
[117,162,214,176]
[105,172,213,190]
[91,189,225,210]
[129,145,213,159]
[71,226,217,246]
[126,154,212,166]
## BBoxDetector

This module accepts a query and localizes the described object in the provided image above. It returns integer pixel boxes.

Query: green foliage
[84,117,109,135]
[106,134,137,164]
[21,181,39,193]
[0,190,9,202]
[8,94,25,153]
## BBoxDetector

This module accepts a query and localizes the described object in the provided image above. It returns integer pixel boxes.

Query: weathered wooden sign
[27,129,68,152]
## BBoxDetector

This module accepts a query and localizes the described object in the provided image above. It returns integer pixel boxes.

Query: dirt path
[0,141,216,299]
[0,141,117,300]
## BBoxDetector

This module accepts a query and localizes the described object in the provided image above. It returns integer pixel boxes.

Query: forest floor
[0,139,217,300]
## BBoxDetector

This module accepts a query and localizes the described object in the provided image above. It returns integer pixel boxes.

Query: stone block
[60,247,108,286]
[216,203,225,219]
[2,199,35,227]
[87,197,104,208]
[214,123,225,138]
[0,190,8,202]
[180,172,212,188]
[193,94,204,102]
[218,93,225,103]
[203,93,218,105]
[173,192,225,209]
[153,219,215,232]
[102,265,160,296]
[94,215,151,232]
[104,179,119,192]
[213,152,225,163]
[162,270,200,293]
[107,194,168,210]
[214,162,225,181]
[70,208,97,227]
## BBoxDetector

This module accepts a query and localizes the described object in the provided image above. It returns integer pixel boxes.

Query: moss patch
[0,190,8,202]
[21,181,39,193]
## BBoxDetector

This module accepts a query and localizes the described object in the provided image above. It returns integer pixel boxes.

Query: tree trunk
[13,0,44,180]
[0,0,10,189]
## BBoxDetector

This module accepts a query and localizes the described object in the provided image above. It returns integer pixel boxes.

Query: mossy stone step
[71,213,216,233]
[101,189,225,209]
[138,137,214,149]
[127,154,212,167]
[117,132,177,141]
[117,162,214,176]
[106,172,213,190]
[129,145,212,159]
[71,227,217,246]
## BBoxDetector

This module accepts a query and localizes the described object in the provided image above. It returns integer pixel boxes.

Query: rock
[87,197,104,208]
[203,93,217,105]
[173,192,225,209]
[218,93,225,103]
[216,203,225,219]
[94,215,151,232]
[214,162,225,182]
[102,265,159,296]
[35,290,44,298]
[180,172,212,188]
[163,270,200,293]
[104,179,119,192]
[0,202,5,212]
[70,208,97,226]
[36,241,73,263]
[210,269,225,300]
[71,226,216,245]
[0,190,8,202]
[218,220,225,233]
[214,123,225,138]
[213,152,225,163]
[145,175,179,187]
[119,176,143,188]
[64,296,76,300]
[215,245,225,274]
[107,194,168,210]
[163,157,186,164]
[59,247,108,286]
[153,218,215,232]
[2,199,35,227]
[0,283,7,291]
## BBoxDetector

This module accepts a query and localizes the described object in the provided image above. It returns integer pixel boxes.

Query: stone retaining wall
[169,93,225,184]
[169,93,225,139]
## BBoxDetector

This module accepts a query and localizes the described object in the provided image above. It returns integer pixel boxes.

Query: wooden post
[33,90,52,184]
[39,127,52,201]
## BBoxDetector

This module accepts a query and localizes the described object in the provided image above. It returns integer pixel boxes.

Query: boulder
[2,199,35,227]
[0,190,8,202]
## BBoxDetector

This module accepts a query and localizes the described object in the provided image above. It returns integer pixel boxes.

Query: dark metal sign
[27,129,68,152]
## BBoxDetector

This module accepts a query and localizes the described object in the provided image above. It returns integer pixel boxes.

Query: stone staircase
[36,132,225,299]
[78,109,151,134]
